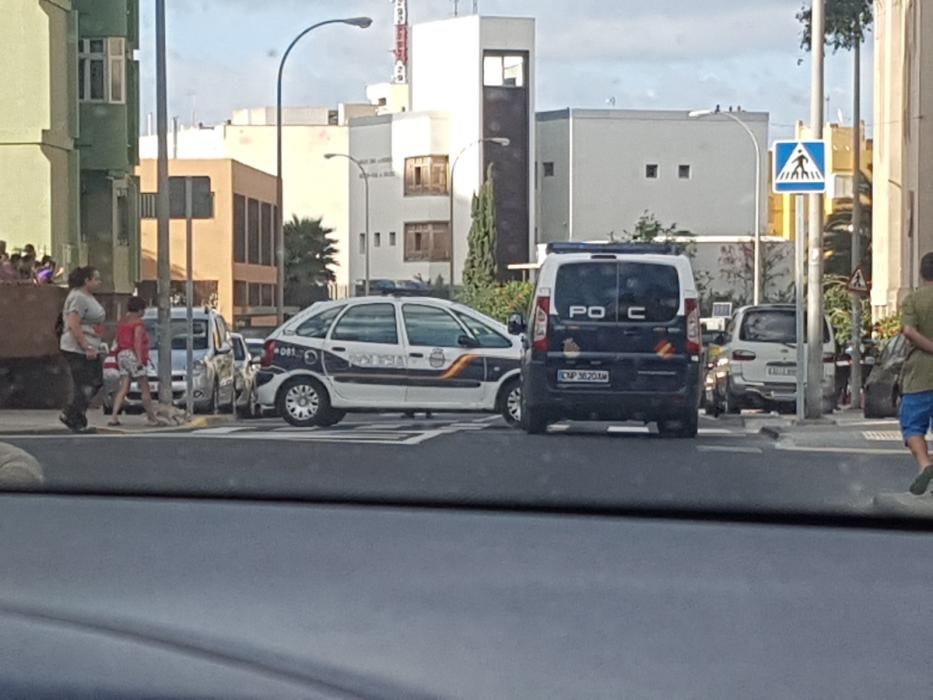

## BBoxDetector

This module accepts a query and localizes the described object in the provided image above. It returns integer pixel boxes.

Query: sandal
[107,420,121,427]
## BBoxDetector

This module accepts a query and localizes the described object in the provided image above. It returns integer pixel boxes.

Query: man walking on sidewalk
[903,253,933,495]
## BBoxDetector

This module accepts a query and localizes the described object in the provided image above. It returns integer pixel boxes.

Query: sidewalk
[0,409,231,436]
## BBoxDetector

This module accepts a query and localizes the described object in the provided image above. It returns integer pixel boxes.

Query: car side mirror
[715,332,727,346]
[457,334,481,349]
[507,314,527,336]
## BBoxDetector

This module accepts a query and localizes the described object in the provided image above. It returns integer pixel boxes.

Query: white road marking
[190,426,251,435]
[862,431,903,442]
[696,445,763,454]
[776,444,905,456]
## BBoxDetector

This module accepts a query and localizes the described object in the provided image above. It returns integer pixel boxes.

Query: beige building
[137,159,278,330]
[139,106,378,295]
[872,0,933,317]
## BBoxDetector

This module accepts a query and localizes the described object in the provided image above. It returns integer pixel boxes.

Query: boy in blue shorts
[904,253,933,495]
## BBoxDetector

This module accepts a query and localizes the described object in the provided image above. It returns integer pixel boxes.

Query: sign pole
[795,195,807,422]
[185,178,194,420]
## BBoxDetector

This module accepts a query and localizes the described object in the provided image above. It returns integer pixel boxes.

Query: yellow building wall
[0,0,78,260]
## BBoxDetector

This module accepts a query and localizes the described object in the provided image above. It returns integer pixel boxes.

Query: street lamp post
[448,137,510,296]
[689,108,763,305]
[275,16,372,323]
[325,153,370,296]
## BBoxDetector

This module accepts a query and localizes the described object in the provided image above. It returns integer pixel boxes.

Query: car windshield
[145,320,209,351]
[3,0,929,530]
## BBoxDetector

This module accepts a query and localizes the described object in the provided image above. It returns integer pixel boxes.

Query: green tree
[624,211,690,242]
[463,164,498,291]
[797,0,873,52]
[718,242,794,306]
[283,216,338,305]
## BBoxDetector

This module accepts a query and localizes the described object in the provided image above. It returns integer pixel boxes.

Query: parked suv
[511,242,703,437]
[707,304,836,415]
[107,308,236,414]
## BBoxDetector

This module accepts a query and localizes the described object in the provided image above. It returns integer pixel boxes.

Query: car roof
[143,307,216,320]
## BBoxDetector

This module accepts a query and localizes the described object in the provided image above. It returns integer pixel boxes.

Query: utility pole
[850,39,863,408]
[155,0,172,408]
[806,0,826,418]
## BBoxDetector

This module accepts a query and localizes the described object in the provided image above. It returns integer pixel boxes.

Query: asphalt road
[0,412,919,515]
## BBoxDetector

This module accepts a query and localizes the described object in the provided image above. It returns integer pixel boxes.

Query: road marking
[862,430,903,442]
[190,426,251,435]
[776,444,905,456]
[696,445,763,454]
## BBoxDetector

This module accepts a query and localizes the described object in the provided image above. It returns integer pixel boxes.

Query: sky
[138,0,874,140]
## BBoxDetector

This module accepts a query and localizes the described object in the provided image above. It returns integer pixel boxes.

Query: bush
[458,281,534,323]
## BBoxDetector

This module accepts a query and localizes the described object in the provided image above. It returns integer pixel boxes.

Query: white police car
[256,296,523,427]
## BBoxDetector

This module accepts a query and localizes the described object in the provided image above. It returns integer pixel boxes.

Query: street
[1,411,921,515]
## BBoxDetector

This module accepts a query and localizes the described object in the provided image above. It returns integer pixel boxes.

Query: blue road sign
[772,140,827,194]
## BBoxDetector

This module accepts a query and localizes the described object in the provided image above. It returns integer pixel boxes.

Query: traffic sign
[847,265,870,295]
[772,140,827,194]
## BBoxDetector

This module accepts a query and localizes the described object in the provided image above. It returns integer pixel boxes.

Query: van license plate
[767,366,796,377]
[557,369,610,384]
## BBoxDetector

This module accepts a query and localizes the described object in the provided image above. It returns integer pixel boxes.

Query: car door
[401,302,486,409]
[213,315,236,405]
[323,302,407,406]
[452,308,522,407]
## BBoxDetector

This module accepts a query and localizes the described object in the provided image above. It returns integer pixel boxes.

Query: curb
[873,492,933,517]
[0,414,233,437]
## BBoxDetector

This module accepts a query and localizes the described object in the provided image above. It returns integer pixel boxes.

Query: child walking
[110,297,158,426]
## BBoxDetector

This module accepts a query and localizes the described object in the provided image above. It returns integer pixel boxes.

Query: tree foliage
[623,211,690,242]
[824,274,871,345]
[459,281,534,324]
[283,216,338,304]
[718,242,794,306]
[797,0,873,53]
[463,164,498,291]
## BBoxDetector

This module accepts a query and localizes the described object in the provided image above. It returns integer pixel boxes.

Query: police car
[256,296,523,427]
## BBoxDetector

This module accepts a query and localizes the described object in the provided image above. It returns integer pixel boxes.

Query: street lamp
[324,153,370,296]
[275,16,372,323]
[448,137,510,295]
[689,108,763,305]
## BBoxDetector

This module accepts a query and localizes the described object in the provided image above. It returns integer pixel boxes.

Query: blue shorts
[900,391,933,440]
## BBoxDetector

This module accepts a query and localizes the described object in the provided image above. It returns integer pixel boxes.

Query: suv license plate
[557,369,610,384]
[767,366,796,377]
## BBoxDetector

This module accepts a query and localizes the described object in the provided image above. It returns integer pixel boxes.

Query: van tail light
[531,295,551,353]
[261,340,277,368]
[685,298,701,355]
[823,352,836,363]
[732,350,757,362]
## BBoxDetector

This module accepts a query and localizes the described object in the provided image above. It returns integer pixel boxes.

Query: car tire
[498,378,522,427]
[277,376,336,428]
[658,409,699,439]
[724,390,741,415]
[204,381,220,415]
[863,385,895,419]
[315,409,346,428]
[236,388,256,419]
[521,397,550,435]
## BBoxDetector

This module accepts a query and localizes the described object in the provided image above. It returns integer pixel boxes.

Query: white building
[139,105,377,293]
[346,15,536,289]
[535,109,769,241]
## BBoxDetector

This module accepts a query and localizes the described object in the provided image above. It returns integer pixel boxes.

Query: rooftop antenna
[473,0,479,12]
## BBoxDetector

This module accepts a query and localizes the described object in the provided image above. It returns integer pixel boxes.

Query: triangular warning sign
[848,266,870,294]
[776,143,823,183]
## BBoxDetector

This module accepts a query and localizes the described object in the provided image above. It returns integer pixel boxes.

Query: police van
[509,242,703,437]
[256,296,523,427]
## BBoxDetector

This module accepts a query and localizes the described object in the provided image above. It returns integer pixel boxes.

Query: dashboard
[0,494,929,699]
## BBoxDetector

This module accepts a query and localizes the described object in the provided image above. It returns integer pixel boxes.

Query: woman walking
[109,297,158,426]
[59,266,106,432]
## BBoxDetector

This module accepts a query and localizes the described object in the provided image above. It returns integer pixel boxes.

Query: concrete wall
[872,0,933,316]
[536,109,769,241]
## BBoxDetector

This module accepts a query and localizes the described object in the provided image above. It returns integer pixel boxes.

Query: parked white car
[255,295,523,428]
[706,304,836,415]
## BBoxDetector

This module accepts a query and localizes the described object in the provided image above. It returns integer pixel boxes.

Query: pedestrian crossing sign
[772,140,827,193]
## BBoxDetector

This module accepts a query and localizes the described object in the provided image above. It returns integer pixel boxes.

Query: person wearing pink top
[109,296,157,426]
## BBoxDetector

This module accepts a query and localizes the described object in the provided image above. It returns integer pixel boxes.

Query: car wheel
[499,378,522,427]
[204,381,220,415]
[277,377,334,428]
[315,409,346,428]
[724,390,741,415]
[521,396,550,435]
[658,409,699,439]
[236,388,256,419]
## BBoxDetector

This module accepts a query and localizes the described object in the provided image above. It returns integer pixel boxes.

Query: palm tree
[283,216,338,305]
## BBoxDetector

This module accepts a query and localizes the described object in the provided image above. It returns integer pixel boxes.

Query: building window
[78,38,124,103]
[404,222,450,262]
[140,192,157,219]
[678,164,692,179]
[233,195,246,263]
[247,198,260,264]
[374,232,381,248]
[389,231,397,247]
[359,233,366,254]
[248,283,261,307]
[260,203,273,266]
[261,284,274,307]
[543,162,555,177]
[233,281,247,306]
[405,156,449,196]
[483,54,526,87]
[116,189,130,246]
[645,164,659,179]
